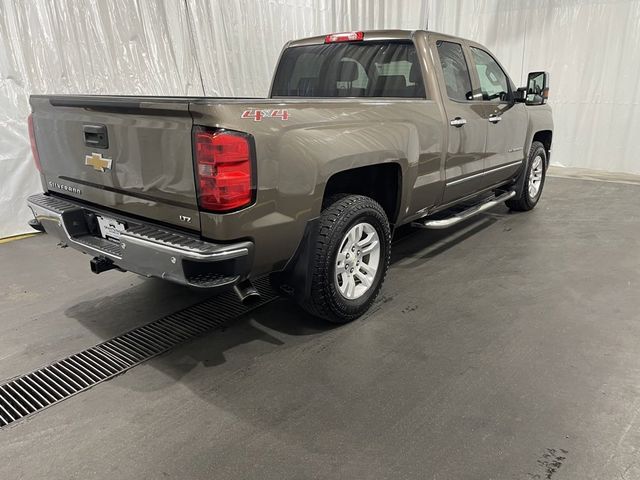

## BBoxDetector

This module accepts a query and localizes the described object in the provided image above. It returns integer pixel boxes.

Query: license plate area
[96,215,127,242]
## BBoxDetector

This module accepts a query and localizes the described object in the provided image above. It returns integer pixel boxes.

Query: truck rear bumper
[27,193,253,289]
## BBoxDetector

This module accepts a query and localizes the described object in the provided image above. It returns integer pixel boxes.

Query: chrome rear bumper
[27,193,253,288]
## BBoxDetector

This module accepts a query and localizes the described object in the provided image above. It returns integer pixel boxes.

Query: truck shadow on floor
[63,210,502,386]
[391,215,498,268]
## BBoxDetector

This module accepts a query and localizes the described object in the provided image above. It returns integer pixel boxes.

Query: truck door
[432,38,490,205]
[467,46,528,185]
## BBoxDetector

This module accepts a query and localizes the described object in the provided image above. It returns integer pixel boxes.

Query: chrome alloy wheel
[528,155,544,199]
[334,222,381,300]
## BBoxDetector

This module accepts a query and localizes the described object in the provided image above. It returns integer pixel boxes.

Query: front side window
[271,42,426,98]
[470,47,510,101]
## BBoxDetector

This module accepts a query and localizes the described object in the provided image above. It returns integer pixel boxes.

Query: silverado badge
[85,152,112,172]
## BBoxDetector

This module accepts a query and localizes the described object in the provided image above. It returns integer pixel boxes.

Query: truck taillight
[28,114,42,173]
[324,31,364,43]
[193,128,254,212]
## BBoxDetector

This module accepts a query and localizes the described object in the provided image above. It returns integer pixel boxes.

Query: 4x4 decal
[241,109,289,121]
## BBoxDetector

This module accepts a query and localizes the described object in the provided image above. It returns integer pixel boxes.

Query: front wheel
[506,141,547,211]
[299,194,391,323]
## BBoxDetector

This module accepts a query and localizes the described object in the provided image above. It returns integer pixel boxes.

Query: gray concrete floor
[0,176,639,480]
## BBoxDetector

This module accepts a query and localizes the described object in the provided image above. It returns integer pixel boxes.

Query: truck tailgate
[30,95,200,231]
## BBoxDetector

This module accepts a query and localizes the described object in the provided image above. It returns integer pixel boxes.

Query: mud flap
[511,154,530,199]
[275,217,320,302]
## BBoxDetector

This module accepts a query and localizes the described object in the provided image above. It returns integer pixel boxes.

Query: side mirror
[524,71,549,105]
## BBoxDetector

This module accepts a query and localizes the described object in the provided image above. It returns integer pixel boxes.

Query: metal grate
[0,277,278,429]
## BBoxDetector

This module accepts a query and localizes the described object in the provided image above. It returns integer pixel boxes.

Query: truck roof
[287,29,472,48]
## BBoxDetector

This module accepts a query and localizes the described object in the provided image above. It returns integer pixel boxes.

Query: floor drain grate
[0,277,278,429]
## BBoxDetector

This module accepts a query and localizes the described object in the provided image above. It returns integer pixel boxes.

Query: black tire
[299,194,391,323]
[506,141,547,211]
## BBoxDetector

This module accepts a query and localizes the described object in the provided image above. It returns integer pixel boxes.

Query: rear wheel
[506,141,547,211]
[299,194,391,323]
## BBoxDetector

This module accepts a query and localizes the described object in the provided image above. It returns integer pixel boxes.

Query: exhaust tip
[234,280,261,305]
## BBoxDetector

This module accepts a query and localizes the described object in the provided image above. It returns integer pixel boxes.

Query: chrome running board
[412,190,516,230]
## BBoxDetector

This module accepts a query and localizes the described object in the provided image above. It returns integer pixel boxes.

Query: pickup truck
[26,30,553,323]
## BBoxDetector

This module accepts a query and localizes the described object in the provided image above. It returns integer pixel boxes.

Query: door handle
[450,117,467,127]
[488,115,502,124]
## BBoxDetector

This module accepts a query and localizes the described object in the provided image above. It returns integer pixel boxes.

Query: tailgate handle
[83,124,109,149]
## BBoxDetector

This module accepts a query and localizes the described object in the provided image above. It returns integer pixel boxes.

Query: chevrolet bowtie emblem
[85,153,112,172]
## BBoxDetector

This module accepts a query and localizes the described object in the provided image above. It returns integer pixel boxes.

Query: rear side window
[271,42,427,98]
[470,47,510,101]
[436,41,473,102]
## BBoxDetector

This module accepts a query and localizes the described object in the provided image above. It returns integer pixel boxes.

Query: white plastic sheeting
[428,0,640,176]
[0,0,428,238]
[4,1,638,238]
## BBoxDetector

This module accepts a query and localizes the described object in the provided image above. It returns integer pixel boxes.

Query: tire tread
[300,194,391,323]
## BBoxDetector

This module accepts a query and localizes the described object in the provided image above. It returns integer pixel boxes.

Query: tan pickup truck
[27,29,553,323]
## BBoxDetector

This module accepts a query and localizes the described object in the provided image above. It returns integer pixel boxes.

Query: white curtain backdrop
[2,0,638,238]
[0,0,428,238]
[428,0,640,177]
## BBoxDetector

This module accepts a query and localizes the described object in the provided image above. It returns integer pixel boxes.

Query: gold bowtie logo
[85,153,112,172]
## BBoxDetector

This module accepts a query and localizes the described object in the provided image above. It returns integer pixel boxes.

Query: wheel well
[532,130,552,165]
[322,163,402,224]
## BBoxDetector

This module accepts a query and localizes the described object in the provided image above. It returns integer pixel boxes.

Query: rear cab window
[271,41,427,99]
